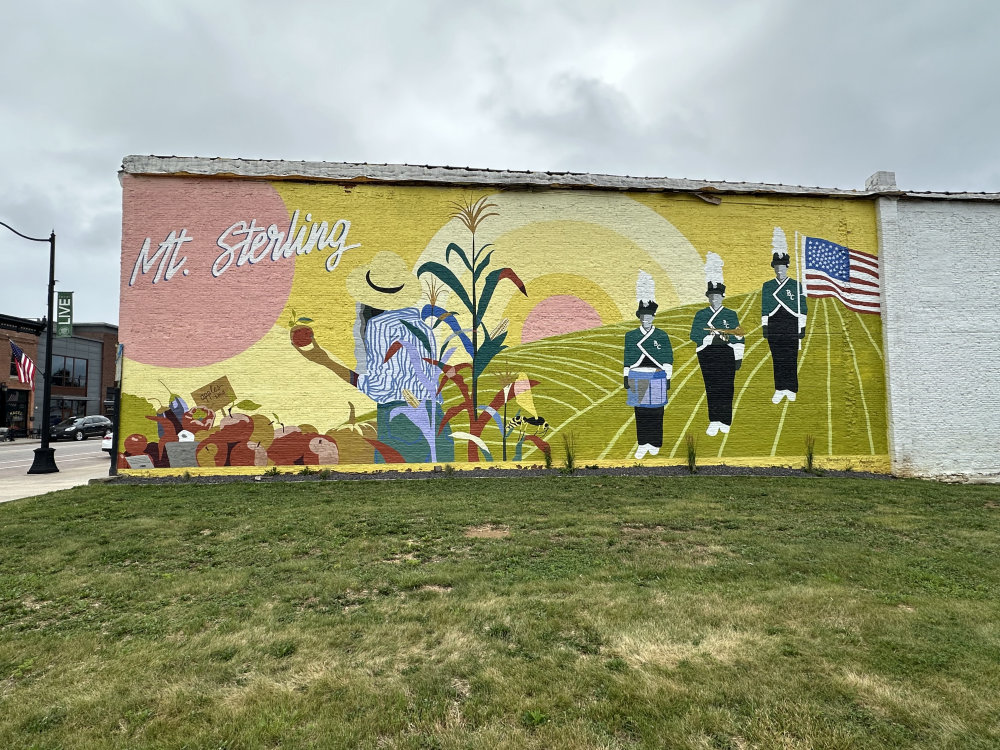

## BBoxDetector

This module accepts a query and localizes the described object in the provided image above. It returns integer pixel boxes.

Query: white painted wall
[880,198,1000,479]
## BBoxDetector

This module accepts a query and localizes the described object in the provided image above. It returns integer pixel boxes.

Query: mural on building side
[117,176,888,472]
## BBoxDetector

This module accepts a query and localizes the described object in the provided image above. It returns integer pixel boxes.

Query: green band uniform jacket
[761,277,807,331]
[623,326,674,378]
[689,306,745,359]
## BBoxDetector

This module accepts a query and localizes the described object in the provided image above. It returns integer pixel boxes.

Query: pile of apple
[119,398,346,469]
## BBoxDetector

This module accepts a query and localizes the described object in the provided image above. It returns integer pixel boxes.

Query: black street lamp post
[0,220,59,473]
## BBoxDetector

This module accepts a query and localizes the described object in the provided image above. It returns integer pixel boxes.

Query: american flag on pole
[9,340,37,389]
[802,237,881,315]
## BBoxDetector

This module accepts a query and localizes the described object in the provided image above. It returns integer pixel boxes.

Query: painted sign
[117,176,888,473]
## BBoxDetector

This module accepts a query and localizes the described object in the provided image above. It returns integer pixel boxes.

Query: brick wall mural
[118,174,888,473]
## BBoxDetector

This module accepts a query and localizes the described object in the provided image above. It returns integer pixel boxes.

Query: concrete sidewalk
[0,440,114,504]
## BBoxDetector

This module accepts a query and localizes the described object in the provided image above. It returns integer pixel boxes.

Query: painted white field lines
[855,312,883,361]
[517,349,622,387]
[505,351,618,401]
[519,388,620,459]
[507,352,615,389]
[600,414,637,460]
[820,300,833,454]
[508,370,601,405]
[511,345,623,388]
[521,339,624,357]
[517,392,578,413]
[669,394,707,458]
[831,301,875,454]
[525,335,623,351]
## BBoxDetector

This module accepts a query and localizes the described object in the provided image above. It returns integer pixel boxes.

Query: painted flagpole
[795,230,805,313]
[794,231,802,353]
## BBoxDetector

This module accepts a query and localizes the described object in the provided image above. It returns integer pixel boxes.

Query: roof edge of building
[120,155,1000,201]
[0,313,45,335]
[115,155,877,198]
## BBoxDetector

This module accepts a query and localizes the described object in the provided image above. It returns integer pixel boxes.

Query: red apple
[217,413,254,443]
[268,430,310,465]
[124,434,148,455]
[291,325,314,348]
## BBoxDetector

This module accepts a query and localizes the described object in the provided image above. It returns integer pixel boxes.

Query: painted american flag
[803,237,881,315]
[9,339,37,389]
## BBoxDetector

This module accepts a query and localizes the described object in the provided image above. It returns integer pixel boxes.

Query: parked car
[50,415,113,442]
[101,430,114,453]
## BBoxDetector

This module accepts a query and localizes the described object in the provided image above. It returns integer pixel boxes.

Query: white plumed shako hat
[635,270,658,317]
[704,252,726,297]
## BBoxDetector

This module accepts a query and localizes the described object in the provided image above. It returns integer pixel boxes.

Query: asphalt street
[0,439,113,504]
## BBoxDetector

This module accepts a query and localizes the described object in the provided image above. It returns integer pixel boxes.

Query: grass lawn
[1,475,999,749]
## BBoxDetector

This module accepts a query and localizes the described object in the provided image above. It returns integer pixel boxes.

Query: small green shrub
[263,466,281,477]
[299,466,318,476]
[543,449,553,470]
[562,433,576,474]
[686,434,697,474]
[805,434,816,473]
[443,463,456,477]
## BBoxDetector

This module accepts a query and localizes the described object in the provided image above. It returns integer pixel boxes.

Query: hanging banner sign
[115,343,124,385]
[55,292,74,337]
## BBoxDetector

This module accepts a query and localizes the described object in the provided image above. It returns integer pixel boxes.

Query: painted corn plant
[416,196,527,417]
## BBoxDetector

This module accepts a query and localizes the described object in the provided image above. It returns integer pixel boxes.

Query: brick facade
[2,314,43,435]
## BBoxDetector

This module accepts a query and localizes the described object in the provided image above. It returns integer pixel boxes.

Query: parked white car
[101,431,114,453]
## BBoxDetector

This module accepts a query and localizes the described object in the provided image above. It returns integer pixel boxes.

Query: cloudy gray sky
[2,0,997,325]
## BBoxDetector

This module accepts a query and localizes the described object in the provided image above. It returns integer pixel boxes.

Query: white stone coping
[119,155,1000,201]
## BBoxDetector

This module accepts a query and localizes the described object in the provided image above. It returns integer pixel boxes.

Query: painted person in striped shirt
[291,251,454,464]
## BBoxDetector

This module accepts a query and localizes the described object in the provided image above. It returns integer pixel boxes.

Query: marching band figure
[761,227,807,404]
[623,271,673,459]
[690,253,744,436]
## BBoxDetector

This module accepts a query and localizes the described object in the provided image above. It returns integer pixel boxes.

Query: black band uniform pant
[697,344,736,426]
[767,306,800,393]
[634,407,664,447]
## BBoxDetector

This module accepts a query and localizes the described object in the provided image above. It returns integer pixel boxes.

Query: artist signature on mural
[127,210,361,286]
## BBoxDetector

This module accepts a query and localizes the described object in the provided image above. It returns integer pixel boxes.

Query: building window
[52,355,88,388]
[51,398,88,422]
[4,388,29,432]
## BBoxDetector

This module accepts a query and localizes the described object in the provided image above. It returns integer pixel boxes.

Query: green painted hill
[456,291,887,463]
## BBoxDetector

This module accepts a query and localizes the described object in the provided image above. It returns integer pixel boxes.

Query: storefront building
[2,313,43,436]
[34,322,119,426]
